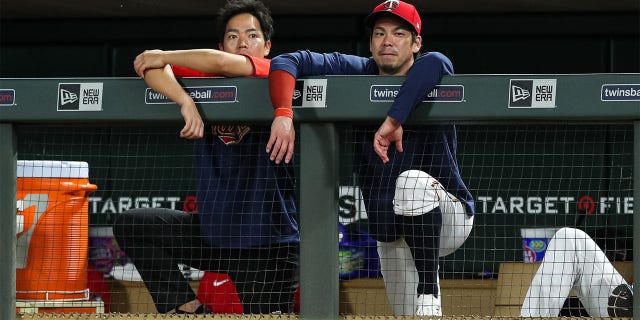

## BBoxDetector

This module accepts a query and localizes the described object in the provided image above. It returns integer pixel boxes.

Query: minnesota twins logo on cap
[383,0,400,10]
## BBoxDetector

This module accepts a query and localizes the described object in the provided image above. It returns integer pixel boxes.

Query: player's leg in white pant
[392,170,450,316]
[520,227,627,317]
[377,217,471,316]
[377,238,418,316]
[438,186,473,257]
[565,228,627,316]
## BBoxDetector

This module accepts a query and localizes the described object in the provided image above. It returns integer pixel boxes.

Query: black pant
[113,208,299,314]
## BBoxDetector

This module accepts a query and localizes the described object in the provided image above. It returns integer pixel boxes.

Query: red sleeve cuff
[269,69,295,119]
[243,55,271,77]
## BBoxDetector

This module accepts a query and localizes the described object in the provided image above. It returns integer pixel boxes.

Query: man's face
[219,12,271,57]
[369,16,421,76]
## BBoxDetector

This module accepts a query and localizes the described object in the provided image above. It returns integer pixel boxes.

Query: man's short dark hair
[217,0,274,43]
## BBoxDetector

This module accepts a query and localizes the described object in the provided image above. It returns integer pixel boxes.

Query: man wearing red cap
[266,0,475,316]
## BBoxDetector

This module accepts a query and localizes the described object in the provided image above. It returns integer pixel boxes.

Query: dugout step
[339,277,497,316]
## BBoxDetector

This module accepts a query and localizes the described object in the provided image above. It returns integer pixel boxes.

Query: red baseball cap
[365,0,421,34]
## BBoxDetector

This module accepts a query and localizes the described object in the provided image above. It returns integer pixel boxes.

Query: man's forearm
[144,66,192,106]
[164,49,254,77]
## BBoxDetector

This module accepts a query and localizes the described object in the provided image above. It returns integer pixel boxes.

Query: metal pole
[634,121,639,319]
[0,124,17,320]
[299,123,339,319]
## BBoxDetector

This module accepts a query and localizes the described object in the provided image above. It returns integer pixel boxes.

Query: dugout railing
[1,74,639,320]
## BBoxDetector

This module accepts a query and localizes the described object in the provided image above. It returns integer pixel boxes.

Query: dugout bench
[94,262,634,316]
[106,277,498,316]
[14,263,632,316]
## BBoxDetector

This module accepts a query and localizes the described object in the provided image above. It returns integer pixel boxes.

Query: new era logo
[57,83,103,111]
[508,79,557,108]
[292,79,327,108]
[59,89,79,106]
[511,86,530,102]
[292,80,304,107]
[58,84,81,110]
[292,88,302,101]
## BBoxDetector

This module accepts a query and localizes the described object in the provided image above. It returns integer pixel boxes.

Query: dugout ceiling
[1,0,639,19]
[1,0,638,76]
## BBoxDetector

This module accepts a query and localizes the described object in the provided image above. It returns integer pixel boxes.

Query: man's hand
[373,116,404,163]
[133,50,167,78]
[179,101,204,139]
[266,116,295,164]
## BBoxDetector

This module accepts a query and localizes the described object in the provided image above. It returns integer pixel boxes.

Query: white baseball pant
[520,227,627,317]
[378,170,474,315]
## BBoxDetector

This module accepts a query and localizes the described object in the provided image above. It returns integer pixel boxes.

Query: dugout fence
[1,74,639,320]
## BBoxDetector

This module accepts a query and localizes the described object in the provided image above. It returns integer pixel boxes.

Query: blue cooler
[338,223,381,279]
[521,227,558,263]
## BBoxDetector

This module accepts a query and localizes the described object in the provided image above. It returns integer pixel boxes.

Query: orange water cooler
[15,160,103,313]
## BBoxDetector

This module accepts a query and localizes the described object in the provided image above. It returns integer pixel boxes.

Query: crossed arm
[133,49,257,139]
